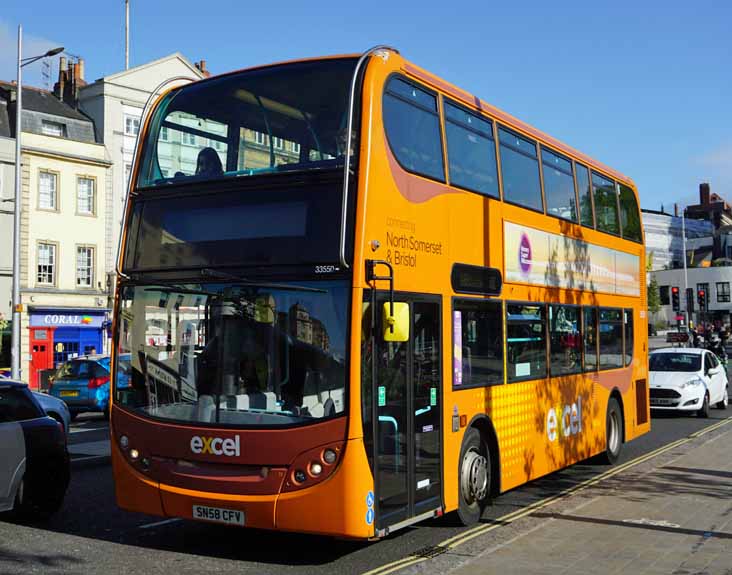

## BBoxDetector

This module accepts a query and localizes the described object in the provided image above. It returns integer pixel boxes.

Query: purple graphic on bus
[519,232,532,275]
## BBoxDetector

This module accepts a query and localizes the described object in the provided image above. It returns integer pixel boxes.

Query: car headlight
[681,377,704,389]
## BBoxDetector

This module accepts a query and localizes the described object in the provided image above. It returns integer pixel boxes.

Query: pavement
[426,423,732,575]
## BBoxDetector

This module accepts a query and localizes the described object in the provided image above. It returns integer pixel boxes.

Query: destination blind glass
[123,183,344,271]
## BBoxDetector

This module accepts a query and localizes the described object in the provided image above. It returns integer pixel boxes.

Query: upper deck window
[444,99,498,197]
[383,77,445,182]
[498,127,542,212]
[541,147,577,222]
[576,163,594,228]
[136,59,358,188]
[592,171,619,235]
[618,183,641,242]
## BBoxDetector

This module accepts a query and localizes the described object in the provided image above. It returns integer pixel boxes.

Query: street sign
[675,315,684,321]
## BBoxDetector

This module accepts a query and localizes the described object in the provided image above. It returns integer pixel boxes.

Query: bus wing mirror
[255,295,275,324]
[383,302,409,342]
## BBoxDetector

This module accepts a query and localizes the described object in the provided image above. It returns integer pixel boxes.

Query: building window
[37,243,56,285]
[291,141,301,154]
[182,131,196,146]
[76,246,94,288]
[38,171,58,210]
[659,285,670,305]
[125,115,140,136]
[272,136,284,150]
[160,126,169,141]
[253,131,266,145]
[77,177,95,215]
[124,164,132,187]
[41,120,66,137]
[211,138,224,151]
[717,282,730,303]
[453,300,503,388]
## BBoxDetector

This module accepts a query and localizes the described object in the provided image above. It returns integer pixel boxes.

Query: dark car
[49,355,112,420]
[0,380,70,518]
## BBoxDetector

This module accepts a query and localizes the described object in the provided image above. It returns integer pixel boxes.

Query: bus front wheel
[457,428,490,525]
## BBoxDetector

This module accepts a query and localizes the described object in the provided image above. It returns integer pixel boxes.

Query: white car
[649,348,729,416]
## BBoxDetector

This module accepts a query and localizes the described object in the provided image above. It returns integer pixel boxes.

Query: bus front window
[115,281,348,427]
[136,58,357,188]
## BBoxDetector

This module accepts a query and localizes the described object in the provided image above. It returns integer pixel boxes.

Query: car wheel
[597,397,624,465]
[697,392,710,418]
[715,386,729,410]
[456,428,490,525]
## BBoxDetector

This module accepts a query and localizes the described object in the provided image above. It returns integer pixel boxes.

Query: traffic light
[686,288,695,313]
[671,286,680,311]
[697,289,707,311]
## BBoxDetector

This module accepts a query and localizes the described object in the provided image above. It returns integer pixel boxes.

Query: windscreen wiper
[200,268,327,294]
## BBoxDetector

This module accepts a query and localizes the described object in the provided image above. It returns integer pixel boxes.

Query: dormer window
[41,120,66,137]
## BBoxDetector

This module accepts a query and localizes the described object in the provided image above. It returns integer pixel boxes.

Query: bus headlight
[130,448,140,461]
[323,449,337,465]
[310,462,323,476]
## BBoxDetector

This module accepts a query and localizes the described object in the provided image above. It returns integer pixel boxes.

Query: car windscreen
[54,361,92,380]
[649,353,701,372]
[136,58,357,188]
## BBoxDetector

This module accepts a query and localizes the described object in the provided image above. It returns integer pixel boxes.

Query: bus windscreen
[136,58,358,188]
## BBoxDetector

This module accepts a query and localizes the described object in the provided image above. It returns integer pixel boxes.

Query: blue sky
[1,1,730,211]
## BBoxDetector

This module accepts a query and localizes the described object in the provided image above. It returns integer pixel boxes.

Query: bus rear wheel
[598,397,623,465]
[457,428,490,525]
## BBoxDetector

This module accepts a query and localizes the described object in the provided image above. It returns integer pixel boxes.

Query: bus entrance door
[372,297,442,532]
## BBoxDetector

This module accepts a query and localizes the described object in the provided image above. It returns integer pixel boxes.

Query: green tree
[647,275,661,320]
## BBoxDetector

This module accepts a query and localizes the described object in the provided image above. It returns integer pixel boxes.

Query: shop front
[28,308,108,389]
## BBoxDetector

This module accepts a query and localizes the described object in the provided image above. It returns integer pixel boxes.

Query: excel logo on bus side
[190,435,241,457]
[546,397,582,442]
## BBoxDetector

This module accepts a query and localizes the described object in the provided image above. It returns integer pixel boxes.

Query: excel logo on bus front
[546,397,582,442]
[190,435,241,457]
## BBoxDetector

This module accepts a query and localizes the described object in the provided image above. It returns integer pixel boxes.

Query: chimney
[674,203,678,217]
[700,182,711,205]
[195,59,210,77]
[54,56,67,100]
[78,58,85,82]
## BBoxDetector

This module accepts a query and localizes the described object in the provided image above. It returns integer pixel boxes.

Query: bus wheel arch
[456,416,499,525]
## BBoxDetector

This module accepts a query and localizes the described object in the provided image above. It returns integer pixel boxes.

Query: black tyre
[598,397,624,465]
[456,428,490,525]
[715,386,728,410]
[697,392,710,418]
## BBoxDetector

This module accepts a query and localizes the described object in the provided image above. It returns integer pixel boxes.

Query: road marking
[70,455,108,464]
[69,428,102,434]
[139,518,182,530]
[362,416,732,575]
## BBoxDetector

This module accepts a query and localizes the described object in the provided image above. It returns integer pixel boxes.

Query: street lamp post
[10,24,63,380]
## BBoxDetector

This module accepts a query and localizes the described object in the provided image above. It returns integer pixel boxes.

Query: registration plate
[59,390,79,397]
[192,505,245,526]
[650,398,675,406]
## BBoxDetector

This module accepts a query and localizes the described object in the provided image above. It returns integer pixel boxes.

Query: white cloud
[0,19,65,89]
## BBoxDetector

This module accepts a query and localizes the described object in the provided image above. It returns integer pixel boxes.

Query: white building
[0,95,14,369]
[1,75,112,387]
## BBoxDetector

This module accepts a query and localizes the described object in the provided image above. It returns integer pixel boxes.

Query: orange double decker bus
[111,46,649,539]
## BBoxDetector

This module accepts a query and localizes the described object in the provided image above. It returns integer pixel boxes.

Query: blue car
[49,355,112,420]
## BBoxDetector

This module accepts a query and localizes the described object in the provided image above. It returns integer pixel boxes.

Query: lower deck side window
[453,299,503,387]
[506,303,546,382]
